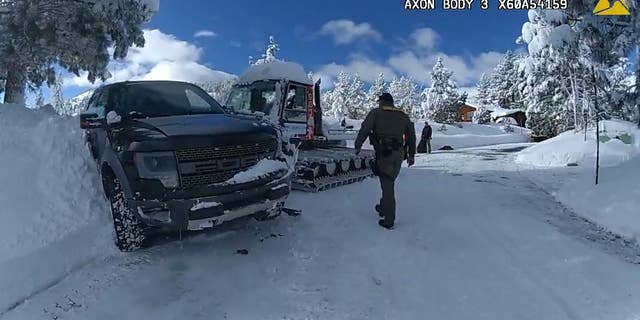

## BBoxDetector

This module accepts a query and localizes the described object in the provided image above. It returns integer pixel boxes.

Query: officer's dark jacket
[355,106,416,157]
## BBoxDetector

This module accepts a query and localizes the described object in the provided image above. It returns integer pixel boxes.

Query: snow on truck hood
[135,113,277,137]
[237,60,313,85]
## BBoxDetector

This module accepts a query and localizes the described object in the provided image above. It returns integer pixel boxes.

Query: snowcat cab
[226,60,375,192]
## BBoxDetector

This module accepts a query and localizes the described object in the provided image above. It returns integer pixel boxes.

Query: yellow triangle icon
[594,0,630,15]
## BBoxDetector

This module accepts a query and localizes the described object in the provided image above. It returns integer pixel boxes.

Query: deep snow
[0,104,108,264]
[555,155,640,242]
[516,120,640,167]
[0,104,114,315]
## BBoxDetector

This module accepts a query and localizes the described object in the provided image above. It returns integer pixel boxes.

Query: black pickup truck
[80,81,293,251]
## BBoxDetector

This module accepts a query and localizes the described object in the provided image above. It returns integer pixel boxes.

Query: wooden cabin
[456,103,477,122]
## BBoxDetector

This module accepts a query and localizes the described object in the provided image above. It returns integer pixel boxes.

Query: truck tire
[107,177,147,252]
[253,201,285,221]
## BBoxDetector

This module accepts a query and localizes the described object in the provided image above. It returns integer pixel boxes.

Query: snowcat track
[292,148,376,192]
[292,169,374,192]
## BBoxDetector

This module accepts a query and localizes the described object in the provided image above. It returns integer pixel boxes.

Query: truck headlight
[134,152,179,188]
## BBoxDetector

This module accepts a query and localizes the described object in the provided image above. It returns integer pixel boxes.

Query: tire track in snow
[512,163,640,265]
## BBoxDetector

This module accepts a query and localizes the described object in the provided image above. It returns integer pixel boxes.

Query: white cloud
[411,28,439,50]
[319,19,382,45]
[387,50,504,86]
[194,30,217,38]
[315,27,505,90]
[65,29,232,89]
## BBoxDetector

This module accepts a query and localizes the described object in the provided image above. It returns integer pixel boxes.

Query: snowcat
[225,60,376,192]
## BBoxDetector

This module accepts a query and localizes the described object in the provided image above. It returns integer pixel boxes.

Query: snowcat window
[283,84,307,123]
[121,82,224,118]
[227,81,277,115]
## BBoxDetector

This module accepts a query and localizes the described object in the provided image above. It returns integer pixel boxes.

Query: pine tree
[475,73,492,105]
[366,73,386,112]
[201,77,238,103]
[329,71,351,119]
[346,73,366,119]
[489,51,522,108]
[0,0,151,104]
[51,73,65,114]
[472,105,492,124]
[34,87,44,109]
[389,76,417,117]
[255,36,280,65]
[423,58,461,124]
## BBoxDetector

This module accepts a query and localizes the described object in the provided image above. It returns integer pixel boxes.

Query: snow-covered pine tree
[0,0,152,105]
[605,58,635,121]
[489,51,522,108]
[423,58,461,124]
[321,88,335,116]
[254,36,280,65]
[366,73,386,112]
[389,76,417,117]
[329,71,351,119]
[346,73,366,119]
[200,77,238,103]
[51,73,65,114]
[34,86,44,109]
[518,9,590,136]
[564,2,634,124]
[475,73,492,105]
[472,105,492,124]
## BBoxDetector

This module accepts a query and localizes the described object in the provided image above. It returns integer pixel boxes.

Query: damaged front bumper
[130,170,292,231]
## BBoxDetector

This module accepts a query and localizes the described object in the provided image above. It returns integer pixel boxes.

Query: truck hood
[134,113,277,138]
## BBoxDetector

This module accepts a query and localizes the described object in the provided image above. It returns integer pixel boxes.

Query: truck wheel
[253,201,285,221]
[107,177,146,252]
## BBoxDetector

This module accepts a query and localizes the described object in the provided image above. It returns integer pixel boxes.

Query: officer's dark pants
[376,150,404,225]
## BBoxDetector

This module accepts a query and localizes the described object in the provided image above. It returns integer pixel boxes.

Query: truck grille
[176,139,278,189]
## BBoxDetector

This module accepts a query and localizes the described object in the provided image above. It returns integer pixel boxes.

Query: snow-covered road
[3,146,640,320]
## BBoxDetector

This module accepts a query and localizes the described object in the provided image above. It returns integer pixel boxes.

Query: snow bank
[222,159,289,185]
[238,60,312,85]
[516,120,640,167]
[0,104,108,263]
[555,156,640,242]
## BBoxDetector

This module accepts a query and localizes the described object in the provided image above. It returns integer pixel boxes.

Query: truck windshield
[226,81,278,116]
[119,82,224,118]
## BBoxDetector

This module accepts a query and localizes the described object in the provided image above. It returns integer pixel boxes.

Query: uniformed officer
[355,93,416,229]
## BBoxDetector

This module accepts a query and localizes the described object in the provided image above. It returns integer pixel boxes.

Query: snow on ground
[516,119,640,167]
[0,104,113,313]
[555,155,640,242]
[346,118,532,150]
[1,139,640,319]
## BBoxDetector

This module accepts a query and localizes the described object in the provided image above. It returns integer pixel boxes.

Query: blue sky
[63,0,530,98]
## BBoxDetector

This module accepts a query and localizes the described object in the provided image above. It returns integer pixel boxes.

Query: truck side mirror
[80,112,104,129]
